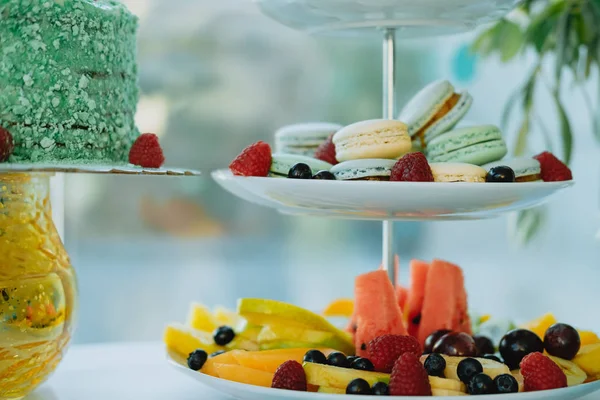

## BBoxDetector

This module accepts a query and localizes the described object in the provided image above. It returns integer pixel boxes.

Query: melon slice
[405,260,430,338]
[449,262,472,334]
[212,363,274,387]
[417,260,457,346]
[396,286,409,312]
[230,348,334,373]
[347,256,401,337]
[354,270,407,357]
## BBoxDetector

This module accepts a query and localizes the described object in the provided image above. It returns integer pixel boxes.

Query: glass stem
[382,28,396,285]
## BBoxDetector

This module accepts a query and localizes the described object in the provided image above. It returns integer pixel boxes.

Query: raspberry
[533,151,572,182]
[390,152,434,182]
[389,353,432,396]
[0,126,14,162]
[367,334,422,373]
[229,141,272,177]
[128,133,165,168]
[271,360,307,391]
[314,134,338,165]
[520,352,567,392]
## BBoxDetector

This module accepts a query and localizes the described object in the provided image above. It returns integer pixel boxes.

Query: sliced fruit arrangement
[167,259,598,396]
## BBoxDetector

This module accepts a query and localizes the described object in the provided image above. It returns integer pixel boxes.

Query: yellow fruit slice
[318,386,345,394]
[431,389,467,396]
[322,298,354,318]
[187,303,218,332]
[212,363,274,387]
[214,306,246,331]
[303,362,389,389]
[580,331,600,347]
[549,355,587,386]
[574,343,600,376]
[237,299,354,354]
[520,313,557,339]
[511,370,525,392]
[202,350,241,376]
[429,376,466,393]
[164,324,224,357]
[231,348,334,373]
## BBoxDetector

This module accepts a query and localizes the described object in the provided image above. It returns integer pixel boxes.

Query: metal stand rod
[382,28,396,285]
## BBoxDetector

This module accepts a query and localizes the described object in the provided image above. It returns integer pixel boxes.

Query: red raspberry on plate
[271,360,307,391]
[229,141,272,177]
[367,334,422,373]
[390,152,434,182]
[0,126,14,162]
[389,352,432,396]
[533,151,572,182]
[314,134,338,165]
[520,352,567,392]
[129,133,165,168]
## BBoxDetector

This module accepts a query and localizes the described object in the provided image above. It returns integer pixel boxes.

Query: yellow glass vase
[0,174,76,399]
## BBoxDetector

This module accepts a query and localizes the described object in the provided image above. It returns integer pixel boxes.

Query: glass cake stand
[0,165,200,400]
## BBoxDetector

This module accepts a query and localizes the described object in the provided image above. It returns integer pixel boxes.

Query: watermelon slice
[354,270,407,357]
[417,260,457,346]
[448,262,472,334]
[404,260,430,338]
[396,286,409,312]
[347,256,401,336]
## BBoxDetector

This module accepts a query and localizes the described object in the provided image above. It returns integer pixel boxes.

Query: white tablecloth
[26,343,224,400]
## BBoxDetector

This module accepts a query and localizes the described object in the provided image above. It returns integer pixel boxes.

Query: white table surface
[26,342,599,400]
[26,342,225,400]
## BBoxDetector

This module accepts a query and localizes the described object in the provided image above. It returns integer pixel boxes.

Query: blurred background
[61,0,600,344]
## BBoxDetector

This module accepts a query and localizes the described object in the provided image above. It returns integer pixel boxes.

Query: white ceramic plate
[212,169,573,221]
[167,351,600,400]
[255,0,517,37]
[0,162,201,176]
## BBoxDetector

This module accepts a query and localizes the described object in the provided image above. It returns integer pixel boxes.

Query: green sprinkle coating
[0,0,140,163]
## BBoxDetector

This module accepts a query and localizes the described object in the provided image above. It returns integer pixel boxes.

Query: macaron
[398,80,473,148]
[429,162,487,183]
[269,153,333,177]
[331,159,397,181]
[333,119,411,162]
[275,123,342,156]
[483,158,542,182]
[426,125,508,166]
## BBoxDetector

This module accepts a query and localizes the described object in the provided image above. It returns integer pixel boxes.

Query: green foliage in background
[472,0,600,243]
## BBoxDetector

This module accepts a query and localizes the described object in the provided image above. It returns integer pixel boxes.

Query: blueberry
[494,373,519,393]
[313,170,336,180]
[424,353,446,377]
[187,349,208,371]
[346,378,372,395]
[213,326,235,346]
[288,163,312,179]
[303,349,327,364]
[474,335,496,356]
[457,358,483,384]
[351,357,375,372]
[482,354,503,363]
[468,373,495,395]
[486,166,516,183]
[327,352,349,368]
[346,356,359,364]
[210,350,225,358]
[371,382,389,395]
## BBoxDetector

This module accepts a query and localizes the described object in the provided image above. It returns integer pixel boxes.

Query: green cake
[0,0,140,164]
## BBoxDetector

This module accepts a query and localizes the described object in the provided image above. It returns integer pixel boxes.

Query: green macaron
[426,125,508,166]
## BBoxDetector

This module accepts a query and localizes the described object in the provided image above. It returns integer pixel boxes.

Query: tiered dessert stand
[172,1,592,399]
[212,0,573,284]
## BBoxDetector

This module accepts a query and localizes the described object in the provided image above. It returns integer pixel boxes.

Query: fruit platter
[165,259,600,399]
[213,82,574,221]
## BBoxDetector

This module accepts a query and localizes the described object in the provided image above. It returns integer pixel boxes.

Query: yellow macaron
[332,119,411,162]
[429,162,487,183]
